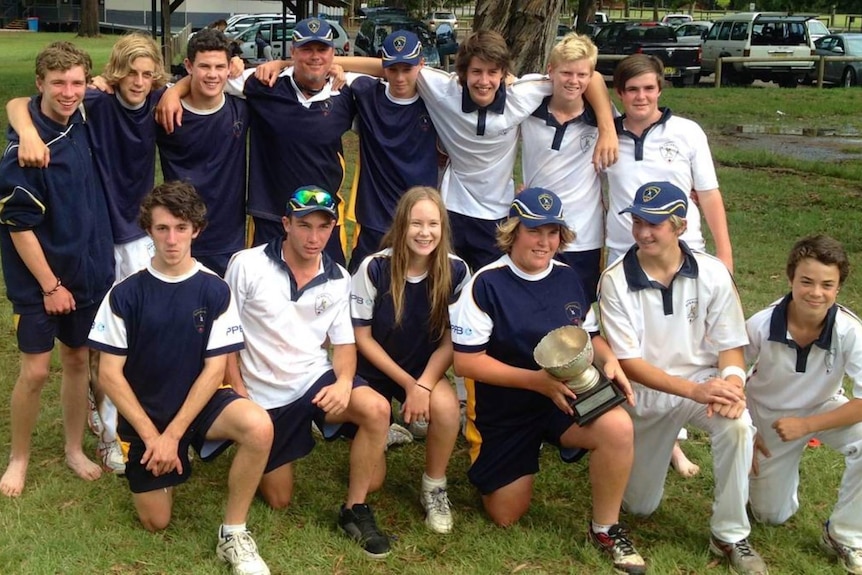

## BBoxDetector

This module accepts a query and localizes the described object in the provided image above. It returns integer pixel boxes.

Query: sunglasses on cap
[291,186,335,208]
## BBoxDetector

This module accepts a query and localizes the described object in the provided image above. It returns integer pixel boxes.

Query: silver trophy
[533,326,626,425]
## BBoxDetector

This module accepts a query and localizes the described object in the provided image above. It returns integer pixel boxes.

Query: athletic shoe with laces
[87,389,103,437]
[588,523,646,574]
[385,423,413,451]
[338,503,391,559]
[709,535,768,575]
[420,486,453,533]
[216,529,270,575]
[407,419,428,439]
[97,439,126,475]
[821,521,862,574]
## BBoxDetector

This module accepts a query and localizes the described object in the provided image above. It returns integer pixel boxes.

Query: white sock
[422,472,446,492]
[220,523,247,537]
[591,521,612,535]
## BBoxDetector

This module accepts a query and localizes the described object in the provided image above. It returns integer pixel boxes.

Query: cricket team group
[0,15,860,575]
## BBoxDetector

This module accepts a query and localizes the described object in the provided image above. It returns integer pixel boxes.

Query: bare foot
[670,442,700,478]
[66,450,102,481]
[1,457,29,497]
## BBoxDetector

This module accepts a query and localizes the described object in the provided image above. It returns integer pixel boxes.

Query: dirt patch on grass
[712,132,862,163]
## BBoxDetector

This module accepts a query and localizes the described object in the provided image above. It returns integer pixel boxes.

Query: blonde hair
[668,214,687,233]
[380,187,454,341]
[495,217,576,254]
[102,32,166,89]
[548,33,597,69]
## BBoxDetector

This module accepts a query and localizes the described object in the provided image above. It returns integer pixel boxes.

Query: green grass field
[1,31,862,575]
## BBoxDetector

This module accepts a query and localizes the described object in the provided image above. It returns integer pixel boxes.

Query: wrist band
[720,366,747,384]
[41,277,62,297]
[416,383,433,392]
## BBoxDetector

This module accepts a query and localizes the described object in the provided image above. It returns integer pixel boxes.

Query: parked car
[223,13,295,38]
[423,10,458,32]
[355,16,442,68]
[593,22,702,86]
[434,23,459,59]
[674,21,712,46]
[557,23,573,42]
[233,19,351,62]
[701,12,815,87]
[805,33,862,87]
[806,19,830,43]
[662,14,693,27]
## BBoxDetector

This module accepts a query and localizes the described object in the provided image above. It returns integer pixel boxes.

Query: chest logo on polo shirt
[419,114,432,132]
[685,298,698,323]
[659,141,680,163]
[580,134,596,154]
[193,307,207,333]
[315,293,334,315]
[319,99,333,116]
[232,120,245,138]
[565,302,583,325]
[825,346,835,373]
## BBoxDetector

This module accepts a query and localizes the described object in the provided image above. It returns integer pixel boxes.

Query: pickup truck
[593,22,702,86]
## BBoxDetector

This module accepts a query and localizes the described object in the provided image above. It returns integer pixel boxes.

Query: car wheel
[843,67,857,87]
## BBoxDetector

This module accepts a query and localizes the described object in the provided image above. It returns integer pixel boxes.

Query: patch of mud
[712,131,862,162]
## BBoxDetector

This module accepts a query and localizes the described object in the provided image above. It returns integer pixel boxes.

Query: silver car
[807,33,862,87]
[233,19,352,61]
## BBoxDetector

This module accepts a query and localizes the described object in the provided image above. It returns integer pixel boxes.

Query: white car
[233,19,351,61]
[423,11,458,32]
[223,13,296,38]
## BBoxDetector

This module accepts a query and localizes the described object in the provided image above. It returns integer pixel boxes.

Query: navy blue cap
[292,18,334,47]
[619,181,688,224]
[285,185,337,220]
[381,30,423,68]
[509,187,566,228]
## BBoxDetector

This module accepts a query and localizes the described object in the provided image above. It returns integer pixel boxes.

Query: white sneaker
[87,389,103,437]
[821,521,862,574]
[407,419,428,439]
[216,529,270,575]
[421,486,453,534]
[97,439,126,475]
[385,423,413,451]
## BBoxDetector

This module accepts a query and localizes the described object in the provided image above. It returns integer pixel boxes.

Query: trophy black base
[569,376,627,425]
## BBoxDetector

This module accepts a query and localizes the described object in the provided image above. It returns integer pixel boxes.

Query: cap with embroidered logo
[381,30,423,68]
[292,18,334,48]
[509,187,566,228]
[619,181,688,224]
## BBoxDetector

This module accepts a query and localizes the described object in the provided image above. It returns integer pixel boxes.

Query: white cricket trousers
[749,395,862,548]
[623,383,755,543]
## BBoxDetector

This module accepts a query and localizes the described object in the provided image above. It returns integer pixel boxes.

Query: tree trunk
[78,0,100,38]
[575,0,594,35]
[473,0,565,77]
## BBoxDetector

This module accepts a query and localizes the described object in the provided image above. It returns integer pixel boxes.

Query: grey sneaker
[420,486,453,534]
[407,419,428,439]
[216,529,270,575]
[588,524,646,574]
[821,521,862,574]
[709,536,768,575]
[385,423,413,450]
[338,503,391,559]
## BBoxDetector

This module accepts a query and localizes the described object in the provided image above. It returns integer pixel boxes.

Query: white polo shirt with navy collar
[520,98,602,252]
[598,241,748,384]
[225,237,354,409]
[417,68,551,220]
[604,108,719,257]
[745,295,862,411]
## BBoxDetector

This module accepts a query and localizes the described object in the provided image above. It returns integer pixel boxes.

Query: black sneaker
[338,503,391,559]
[588,523,647,574]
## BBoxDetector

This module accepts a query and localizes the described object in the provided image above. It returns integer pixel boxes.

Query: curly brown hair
[139,181,208,233]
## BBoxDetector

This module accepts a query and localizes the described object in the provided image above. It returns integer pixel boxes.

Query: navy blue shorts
[121,388,241,494]
[468,406,587,495]
[347,227,385,274]
[15,303,100,353]
[252,216,346,268]
[554,249,603,304]
[264,371,367,474]
[448,211,504,273]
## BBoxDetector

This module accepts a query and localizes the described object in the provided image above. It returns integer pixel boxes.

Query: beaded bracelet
[41,277,62,297]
